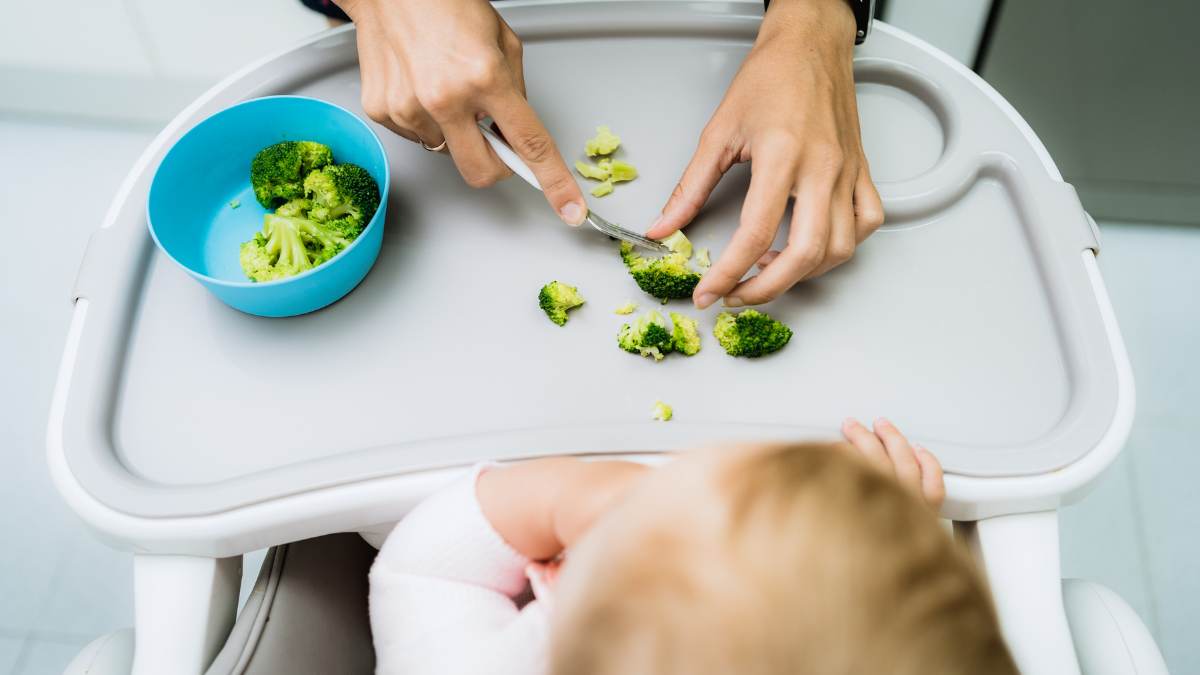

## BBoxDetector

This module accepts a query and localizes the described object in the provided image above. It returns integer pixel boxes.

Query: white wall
[0,0,327,126]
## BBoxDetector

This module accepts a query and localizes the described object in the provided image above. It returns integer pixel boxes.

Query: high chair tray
[55,0,1123,520]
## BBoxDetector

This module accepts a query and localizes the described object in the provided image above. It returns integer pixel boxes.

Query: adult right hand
[336,0,588,226]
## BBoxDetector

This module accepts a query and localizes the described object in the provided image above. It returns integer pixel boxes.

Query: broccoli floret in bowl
[539,281,586,326]
[303,163,381,234]
[250,140,333,208]
[713,309,793,357]
[617,310,674,361]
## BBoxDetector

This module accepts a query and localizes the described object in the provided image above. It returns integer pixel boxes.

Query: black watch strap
[762,0,874,45]
[848,0,874,45]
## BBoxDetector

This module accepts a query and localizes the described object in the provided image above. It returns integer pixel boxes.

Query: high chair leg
[955,511,1080,675]
[131,554,242,675]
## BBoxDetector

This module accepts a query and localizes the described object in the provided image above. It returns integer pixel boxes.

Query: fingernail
[695,292,718,309]
[874,417,890,428]
[723,296,744,308]
[843,417,858,428]
[560,201,586,227]
[645,215,663,235]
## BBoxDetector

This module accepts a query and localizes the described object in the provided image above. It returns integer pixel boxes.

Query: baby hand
[840,418,945,510]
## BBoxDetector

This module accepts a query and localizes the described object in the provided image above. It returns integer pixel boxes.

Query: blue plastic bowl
[148,96,389,317]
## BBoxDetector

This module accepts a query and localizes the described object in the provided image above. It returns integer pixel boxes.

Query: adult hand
[336,0,588,225]
[646,0,885,308]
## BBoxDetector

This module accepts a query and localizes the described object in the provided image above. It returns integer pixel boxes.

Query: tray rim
[47,3,1134,553]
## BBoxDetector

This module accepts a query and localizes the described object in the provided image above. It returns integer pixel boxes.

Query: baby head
[550,442,1017,675]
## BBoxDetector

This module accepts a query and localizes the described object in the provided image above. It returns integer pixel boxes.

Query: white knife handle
[477,121,543,192]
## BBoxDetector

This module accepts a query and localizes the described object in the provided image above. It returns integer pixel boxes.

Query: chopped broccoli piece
[652,401,673,422]
[575,160,611,181]
[608,160,638,183]
[239,198,358,282]
[228,198,241,209]
[303,163,381,236]
[591,180,614,197]
[668,311,701,356]
[661,231,693,259]
[250,140,333,208]
[538,281,585,326]
[585,125,621,156]
[620,241,702,301]
[696,247,711,269]
[614,301,637,315]
[617,311,674,361]
[713,309,793,357]
[598,158,612,171]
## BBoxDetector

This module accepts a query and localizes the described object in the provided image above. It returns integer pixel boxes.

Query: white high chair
[48,2,1168,673]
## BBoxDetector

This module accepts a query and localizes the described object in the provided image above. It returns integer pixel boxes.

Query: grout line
[120,0,166,79]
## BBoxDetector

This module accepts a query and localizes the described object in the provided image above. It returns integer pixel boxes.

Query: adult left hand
[646,0,885,309]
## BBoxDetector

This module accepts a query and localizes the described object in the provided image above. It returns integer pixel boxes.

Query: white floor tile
[130,0,327,81]
[1059,450,1156,629]
[0,634,24,674]
[0,120,152,639]
[1093,222,1200,674]
[2,1,152,76]
[11,637,87,675]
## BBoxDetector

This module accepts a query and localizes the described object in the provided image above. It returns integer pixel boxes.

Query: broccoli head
[303,163,381,236]
[620,241,702,301]
[617,310,674,361]
[539,281,585,326]
[652,401,673,422]
[668,311,701,356]
[713,309,793,357]
[250,141,333,208]
[239,201,356,282]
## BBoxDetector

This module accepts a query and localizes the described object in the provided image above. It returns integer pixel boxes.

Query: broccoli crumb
[669,311,701,356]
[661,231,693,259]
[538,281,585,326]
[585,125,621,157]
[652,401,673,422]
[713,309,793,357]
[696,248,711,269]
[608,160,638,183]
[228,198,241,209]
[575,160,610,181]
[591,180,614,197]
[615,301,638,315]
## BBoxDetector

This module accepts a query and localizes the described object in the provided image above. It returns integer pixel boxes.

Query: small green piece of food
[239,198,361,282]
[620,241,703,301]
[575,160,611,181]
[538,281,585,326]
[661,231,693,259]
[668,311,701,356]
[695,247,711,269]
[713,309,793,357]
[608,160,638,183]
[228,199,241,209]
[250,140,333,208]
[584,125,621,157]
[614,301,637,315]
[591,180,614,197]
[617,310,674,361]
[652,401,673,422]
[303,163,381,236]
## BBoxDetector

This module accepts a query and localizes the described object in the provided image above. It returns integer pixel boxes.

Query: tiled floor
[0,117,1196,674]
